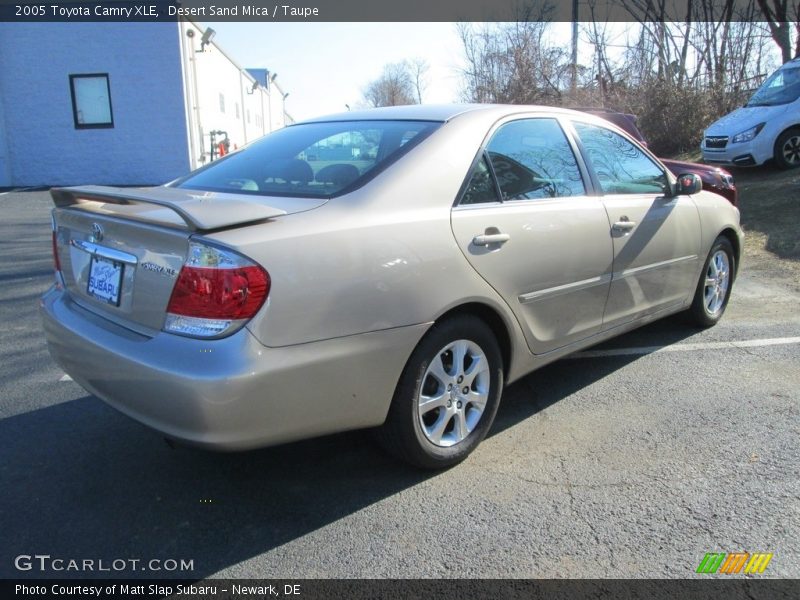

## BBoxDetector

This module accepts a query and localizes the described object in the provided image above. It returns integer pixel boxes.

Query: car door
[570,120,702,328]
[451,117,614,355]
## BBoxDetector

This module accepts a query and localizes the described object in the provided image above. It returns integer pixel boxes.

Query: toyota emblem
[90,223,104,242]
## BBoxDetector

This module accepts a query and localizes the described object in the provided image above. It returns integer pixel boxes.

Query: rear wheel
[688,236,735,327]
[376,315,503,469]
[774,128,800,170]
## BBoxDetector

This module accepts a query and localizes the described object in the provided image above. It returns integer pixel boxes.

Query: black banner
[3,579,800,600]
[0,0,777,22]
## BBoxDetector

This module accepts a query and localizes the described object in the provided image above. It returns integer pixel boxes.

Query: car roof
[297,103,594,125]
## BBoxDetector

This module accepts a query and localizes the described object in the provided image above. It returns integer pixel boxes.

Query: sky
[201,23,466,121]
[201,22,581,122]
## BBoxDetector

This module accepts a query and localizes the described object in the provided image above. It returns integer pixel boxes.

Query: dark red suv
[580,109,738,206]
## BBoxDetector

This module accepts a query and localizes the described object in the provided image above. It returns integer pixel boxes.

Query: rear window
[175,120,441,197]
[747,64,800,107]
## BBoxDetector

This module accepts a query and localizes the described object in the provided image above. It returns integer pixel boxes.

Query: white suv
[702,58,800,169]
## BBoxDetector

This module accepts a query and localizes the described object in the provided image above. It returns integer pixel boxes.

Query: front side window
[573,122,669,195]
[486,118,586,200]
[175,120,441,197]
[69,74,113,129]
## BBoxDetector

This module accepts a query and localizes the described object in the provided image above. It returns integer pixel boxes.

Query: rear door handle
[473,233,510,246]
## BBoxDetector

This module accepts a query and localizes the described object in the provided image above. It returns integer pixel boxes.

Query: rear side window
[486,118,586,200]
[461,155,499,205]
[573,122,669,195]
[176,120,440,197]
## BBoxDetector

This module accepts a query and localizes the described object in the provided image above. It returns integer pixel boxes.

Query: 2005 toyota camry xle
[41,105,743,469]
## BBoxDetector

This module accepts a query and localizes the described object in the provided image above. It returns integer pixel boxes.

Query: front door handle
[473,232,510,246]
[612,218,637,232]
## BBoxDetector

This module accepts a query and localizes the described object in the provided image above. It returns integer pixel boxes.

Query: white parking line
[570,336,800,359]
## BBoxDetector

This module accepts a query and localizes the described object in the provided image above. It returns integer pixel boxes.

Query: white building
[0,22,293,187]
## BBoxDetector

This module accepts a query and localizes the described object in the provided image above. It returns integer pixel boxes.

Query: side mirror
[675,173,702,196]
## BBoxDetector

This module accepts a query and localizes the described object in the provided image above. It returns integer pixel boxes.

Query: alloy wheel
[704,249,730,316]
[417,340,490,447]
[781,134,800,166]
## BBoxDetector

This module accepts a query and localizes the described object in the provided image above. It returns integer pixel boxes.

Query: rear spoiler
[51,185,287,232]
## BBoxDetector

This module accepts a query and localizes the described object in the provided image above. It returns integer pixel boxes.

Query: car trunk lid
[51,185,325,335]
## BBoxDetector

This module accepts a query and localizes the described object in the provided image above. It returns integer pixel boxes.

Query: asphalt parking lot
[1,190,798,580]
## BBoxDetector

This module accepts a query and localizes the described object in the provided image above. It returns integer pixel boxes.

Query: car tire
[376,315,504,469]
[688,236,736,328]
[774,128,800,170]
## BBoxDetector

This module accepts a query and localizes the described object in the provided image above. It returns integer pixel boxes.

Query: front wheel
[774,128,800,170]
[376,315,504,469]
[688,236,736,328]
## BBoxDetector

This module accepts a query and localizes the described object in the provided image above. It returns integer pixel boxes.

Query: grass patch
[732,165,800,260]
[671,149,703,163]
[723,164,800,287]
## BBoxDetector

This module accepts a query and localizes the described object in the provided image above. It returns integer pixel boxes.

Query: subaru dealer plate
[87,256,123,306]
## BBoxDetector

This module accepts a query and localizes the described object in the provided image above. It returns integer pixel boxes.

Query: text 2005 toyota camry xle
[41,105,743,469]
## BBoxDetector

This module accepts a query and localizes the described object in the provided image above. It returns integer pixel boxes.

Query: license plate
[87,256,123,306]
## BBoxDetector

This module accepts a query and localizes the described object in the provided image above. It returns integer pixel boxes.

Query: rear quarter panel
[204,112,530,356]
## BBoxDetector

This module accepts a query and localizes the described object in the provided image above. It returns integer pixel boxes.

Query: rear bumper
[40,286,429,450]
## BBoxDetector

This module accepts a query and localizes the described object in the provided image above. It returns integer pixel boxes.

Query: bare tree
[457,9,570,105]
[453,0,787,155]
[406,58,429,104]
[618,0,700,83]
[582,0,624,103]
[570,0,779,154]
[611,1,776,93]
[755,0,800,62]
[362,63,417,107]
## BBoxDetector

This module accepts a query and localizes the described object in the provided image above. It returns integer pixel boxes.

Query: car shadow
[0,394,434,580]
[491,313,701,436]
[0,314,701,580]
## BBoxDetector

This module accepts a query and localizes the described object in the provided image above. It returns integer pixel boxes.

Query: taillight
[51,213,63,287]
[51,231,61,272]
[164,241,270,338]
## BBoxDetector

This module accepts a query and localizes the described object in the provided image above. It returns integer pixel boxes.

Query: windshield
[174,120,441,197]
[747,65,800,107]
